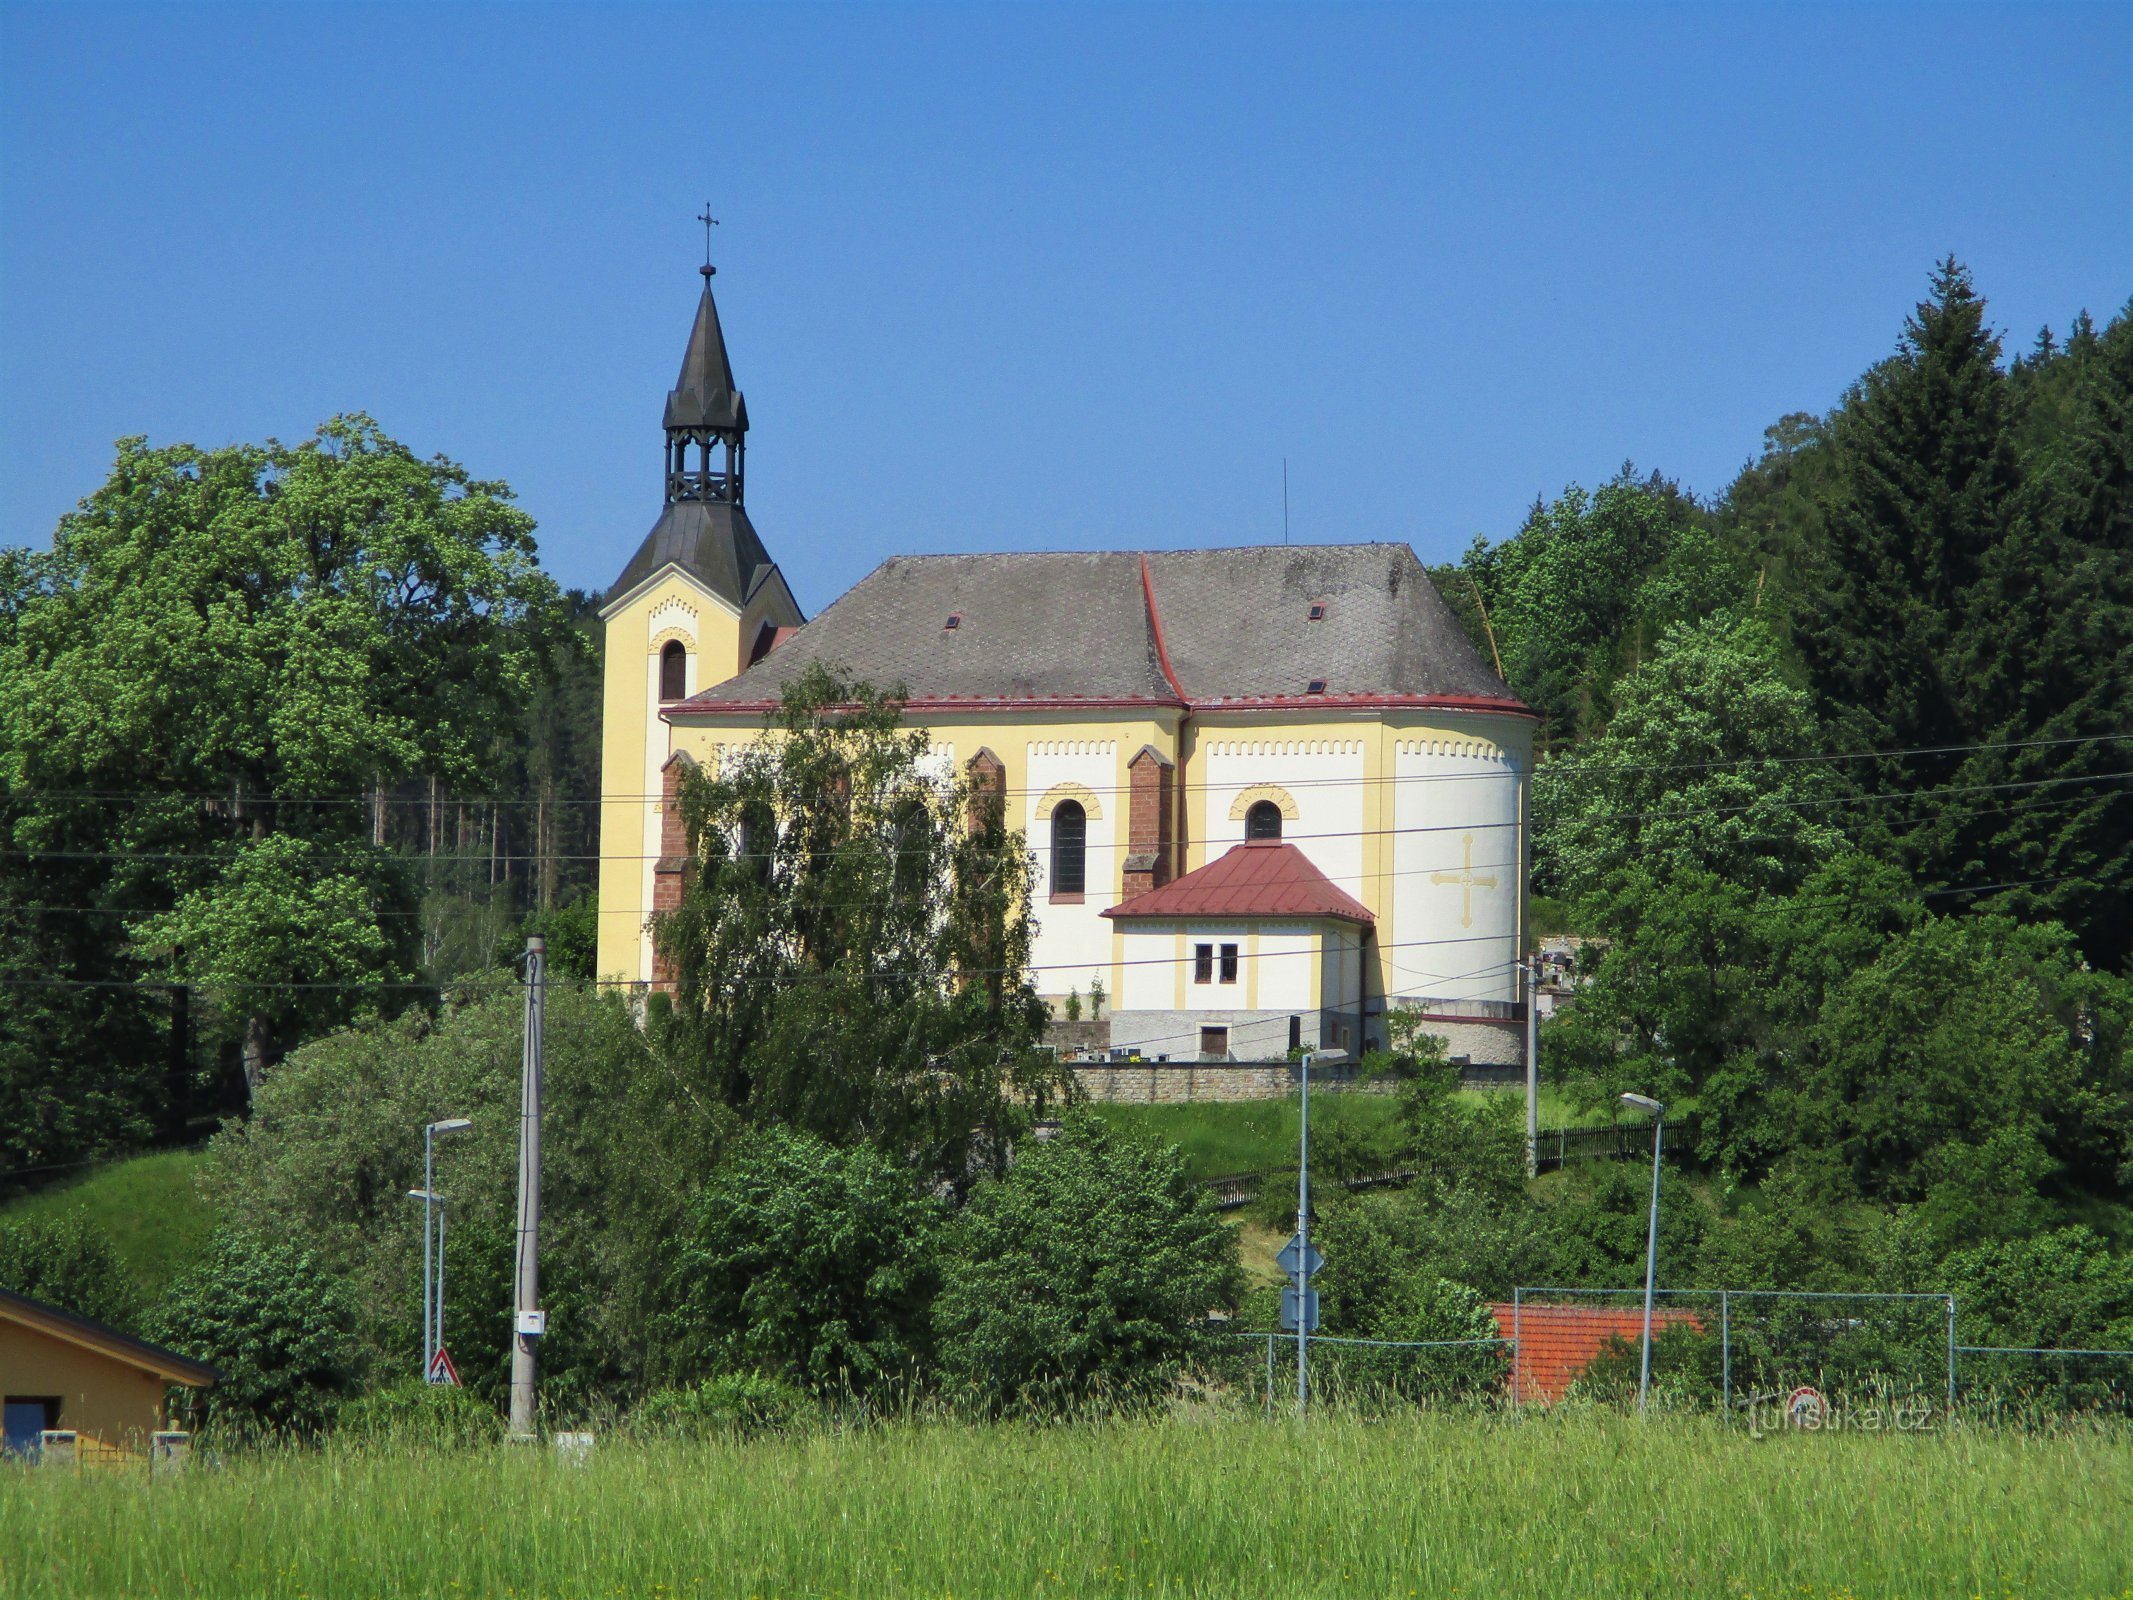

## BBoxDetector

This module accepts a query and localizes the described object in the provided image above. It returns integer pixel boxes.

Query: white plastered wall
[1389,735,1523,1007]
[1197,739,1366,897]
[1024,740,1118,999]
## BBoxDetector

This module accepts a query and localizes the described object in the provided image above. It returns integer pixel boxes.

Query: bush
[1573,1322,1723,1410]
[632,1372,814,1439]
[153,1232,361,1439]
[196,982,660,1410]
[0,1213,142,1328]
[335,1381,504,1449]
[933,1112,1240,1414]
[656,1127,944,1397]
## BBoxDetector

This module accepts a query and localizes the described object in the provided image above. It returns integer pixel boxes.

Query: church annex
[598,267,1536,1067]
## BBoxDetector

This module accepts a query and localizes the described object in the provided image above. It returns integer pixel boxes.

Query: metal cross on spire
[696,205,719,277]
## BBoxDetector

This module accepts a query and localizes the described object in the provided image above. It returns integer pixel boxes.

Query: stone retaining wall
[1070,1060,1397,1104]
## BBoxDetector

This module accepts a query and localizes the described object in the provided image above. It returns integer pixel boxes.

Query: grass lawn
[1089,1086,1605,1181]
[5,1413,2127,1598]
[0,1150,218,1293]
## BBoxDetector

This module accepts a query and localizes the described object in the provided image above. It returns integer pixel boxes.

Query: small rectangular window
[1200,1025,1230,1060]
[1219,943,1239,983]
[1306,678,1327,695]
[1306,602,1327,621]
[1193,944,1213,984]
[943,613,961,630]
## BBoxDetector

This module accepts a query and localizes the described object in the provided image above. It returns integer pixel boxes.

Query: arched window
[660,640,687,701]
[1245,799,1284,841]
[1050,800,1087,897]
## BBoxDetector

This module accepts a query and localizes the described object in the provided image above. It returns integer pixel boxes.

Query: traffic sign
[426,1346,462,1387]
[1280,1287,1320,1332]
[1276,1234,1323,1279]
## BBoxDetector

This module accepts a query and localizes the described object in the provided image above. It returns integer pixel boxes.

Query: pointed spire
[663,278,747,434]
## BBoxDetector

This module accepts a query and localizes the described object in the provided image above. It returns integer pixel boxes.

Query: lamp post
[1619,1092,1666,1415]
[414,1117,472,1378]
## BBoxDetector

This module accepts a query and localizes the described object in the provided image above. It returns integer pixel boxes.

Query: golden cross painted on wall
[1430,832,1498,929]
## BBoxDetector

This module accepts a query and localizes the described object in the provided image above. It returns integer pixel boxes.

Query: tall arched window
[660,640,687,701]
[1050,800,1087,897]
[1245,799,1284,841]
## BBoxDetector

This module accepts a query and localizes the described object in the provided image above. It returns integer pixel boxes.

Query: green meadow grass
[5,1411,2128,1599]
[1089,1087,1600,1180]
[0,1151,217,1293]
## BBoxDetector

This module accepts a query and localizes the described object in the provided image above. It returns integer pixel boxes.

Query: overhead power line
[5,731,2126,808]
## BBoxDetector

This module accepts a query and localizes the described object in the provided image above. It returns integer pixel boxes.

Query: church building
[598,267,1536,1067]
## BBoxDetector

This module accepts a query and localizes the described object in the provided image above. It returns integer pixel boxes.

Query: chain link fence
[1210,1290,2133,1424]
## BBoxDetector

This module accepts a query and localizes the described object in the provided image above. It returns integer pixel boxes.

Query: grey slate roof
[663,278,748,433]
[677,543,1521,712]
[1149,544,1511,704]
[608,500,775,612]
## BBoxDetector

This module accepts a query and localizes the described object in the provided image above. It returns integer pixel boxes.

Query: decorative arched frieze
[1036,780,1103,821]
[1226,783,1301,823]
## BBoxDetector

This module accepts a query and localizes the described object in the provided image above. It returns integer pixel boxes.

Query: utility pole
[1525,955,1541,1178]
[1295,1046,1310,1413]
[509,937,546,1438]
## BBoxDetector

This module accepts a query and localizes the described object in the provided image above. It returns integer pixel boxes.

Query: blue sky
[2,2,2126,610]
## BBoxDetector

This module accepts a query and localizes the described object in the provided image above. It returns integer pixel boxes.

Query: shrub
[335,1381,504,1450]
[632,1373,814,1439]
[153,1232,361,1439]
[933,1112,1240,1414]
[0,1213,142,1328]
[656,1127,944,1397]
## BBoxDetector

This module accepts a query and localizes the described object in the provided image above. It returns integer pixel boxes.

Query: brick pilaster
[965,747,1006,835]
[1120,743,1175,899]
[650,749,698,991]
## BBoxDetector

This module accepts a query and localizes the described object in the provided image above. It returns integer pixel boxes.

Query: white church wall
[1116,923,1177,1012]
[1024,740,1118,999]
[1197,738,1366,896]
[1252,926,1315,1011]
[1389,735,1523,1009]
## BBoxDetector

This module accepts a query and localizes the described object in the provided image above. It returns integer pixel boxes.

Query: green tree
[1782,914,2132,1234]
[1536,613,1845,903]
[0,416,569,1150]
[0,1213,142,1327]
[1945,1226,2133,1351]
[154,1232,361,1438]
[197,979,658,1408]
[933,1112,1239,1413]
[1796,259,2021,763]
[653,663,1060,1183]
[654,1127,944,1396]
[1453,468,1744,746]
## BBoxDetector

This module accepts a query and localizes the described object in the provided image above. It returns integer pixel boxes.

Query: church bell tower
[595,251,804,986]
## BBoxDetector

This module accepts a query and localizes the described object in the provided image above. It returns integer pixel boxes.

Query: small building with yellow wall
[2,1287,216,1457]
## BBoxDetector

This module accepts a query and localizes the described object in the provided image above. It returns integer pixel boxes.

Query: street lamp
[414,1117,473,1380]
[1619,1092,1666,1415]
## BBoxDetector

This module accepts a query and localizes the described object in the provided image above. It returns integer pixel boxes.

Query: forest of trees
[1426,260,2131,1241]
[0,417,604,1174]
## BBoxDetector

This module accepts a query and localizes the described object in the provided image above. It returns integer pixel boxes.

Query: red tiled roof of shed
[1491,1303,1704,1403]
[1101,841,1375,924]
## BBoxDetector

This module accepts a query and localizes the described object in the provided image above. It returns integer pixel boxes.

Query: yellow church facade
[598,271,1534,1066]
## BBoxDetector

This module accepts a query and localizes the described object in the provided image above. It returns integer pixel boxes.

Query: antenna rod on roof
[1283,458,1290,546]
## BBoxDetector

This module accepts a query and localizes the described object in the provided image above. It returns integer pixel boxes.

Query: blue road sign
[1276,1234,1324,1278]
[1280,1287,1321,1332]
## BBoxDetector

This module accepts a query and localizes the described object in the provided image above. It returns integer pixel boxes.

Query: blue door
[3,1399,55,1457]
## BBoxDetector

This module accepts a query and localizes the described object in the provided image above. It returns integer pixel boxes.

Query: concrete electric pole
[1525,955,1541,1179]
[508,936,546,1438]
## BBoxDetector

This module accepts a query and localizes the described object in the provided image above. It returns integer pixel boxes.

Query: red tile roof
[1102,841,1375,924]
[1490,1303,1704,1403]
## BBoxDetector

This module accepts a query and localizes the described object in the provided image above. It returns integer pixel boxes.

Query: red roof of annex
[1102,841,1375,925]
